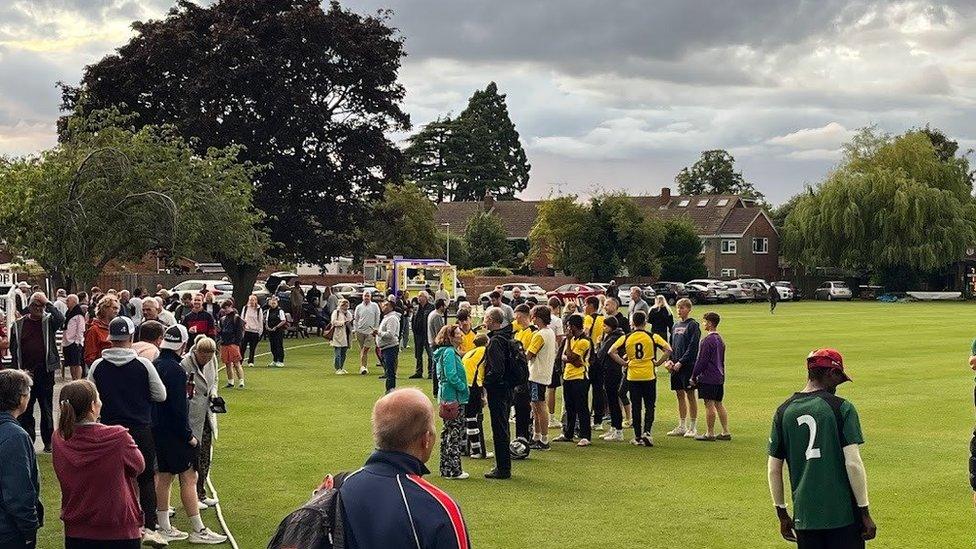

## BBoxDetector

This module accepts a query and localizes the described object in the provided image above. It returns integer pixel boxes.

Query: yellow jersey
[458,329,476,354]
[610,330,671,381]
[562,336,592,381]
[461,346,486,387]
[515,324,536,351]
[582,313,604,345]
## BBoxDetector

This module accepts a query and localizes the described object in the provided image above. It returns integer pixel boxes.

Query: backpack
[503,338,529,389]
[268,472,353,549]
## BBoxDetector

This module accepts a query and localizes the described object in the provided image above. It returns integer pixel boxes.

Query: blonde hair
[434,324,460,347]
[652,295,673,315]
[676,298,692,309]
[193,335,217,354]
[96,295,119,319]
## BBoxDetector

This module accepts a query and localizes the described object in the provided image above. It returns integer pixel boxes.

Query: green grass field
[35,301,976,548]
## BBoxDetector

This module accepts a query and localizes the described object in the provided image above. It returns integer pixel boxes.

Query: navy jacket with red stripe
[340,450,470,549]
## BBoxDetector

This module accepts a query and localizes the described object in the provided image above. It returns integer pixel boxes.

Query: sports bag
[268,472,352,549]
[503,338,529,389]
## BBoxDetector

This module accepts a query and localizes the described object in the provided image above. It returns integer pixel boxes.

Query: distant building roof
[434,196,539,239]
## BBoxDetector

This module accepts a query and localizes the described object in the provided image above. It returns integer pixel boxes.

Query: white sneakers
[247,362,254,368]
[683,429,698,438]
[445,472,470,480]
[548,417,562,429]
[601,428,623,441]
[577,438,591,447]
[667,426,687,437]
[157,526,188,542]
[189,527,228,544]
[336,369,349,375]
[142,528,169,547]
[200,496,219,507]
[359,366,368,375]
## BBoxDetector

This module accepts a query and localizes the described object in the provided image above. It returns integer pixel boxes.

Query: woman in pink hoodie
[52,380,145,549]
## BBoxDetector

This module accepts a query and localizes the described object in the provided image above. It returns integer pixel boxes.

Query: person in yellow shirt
[511,304,535,441]
[462,334,490,459]
[552,315,593,447]
[456,309,476,354]
[610,311,672,447]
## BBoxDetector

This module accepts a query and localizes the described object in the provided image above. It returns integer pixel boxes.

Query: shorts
[548,364,562,388]
[796,522,865,549]
[670,366,693,391]
[355,332,374,348]
[529,381,547,402]
[697,383,724,402]
[220,344,242,364]
[63,343,83,367]
[154,432,195,474]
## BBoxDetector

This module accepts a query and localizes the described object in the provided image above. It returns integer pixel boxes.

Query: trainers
[605,429,624,442]
[695,433,717,441]
[224,383,234,389]
[683,429,698,438]
[274,362,284,368]
[247,362,254,368]
[200,496,219,507]
[551,435,572,443]
[168,507,176,517]
[157,526,189,542]
[484,468,511,480]
[197,500,209,510]
[444,472,469,480]
[237,381,245,389]
[631,437,647,446]
[577,438,591,447]
[408,373,423,379]
[548,418,562,429]
[189,527,228,544]
[359,366,368,375]
[717,433,733,441]
[142,529,169,547]
[667,426,687,436]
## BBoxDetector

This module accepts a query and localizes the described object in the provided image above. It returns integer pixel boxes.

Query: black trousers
[486,385,512,474]
[590,361,606,425]
[563,379,591,441]
[195,420,213,500]
[268,331,285,363]
[66,537,140,548]
[465,385,487,457]
[120,425,157,530]
[413,337,431,375]
[241,331,261,364]
[18,377,53,448]
[797,522,864,549]
[512,383,532,440]
[604,369,623,430]
[629,379,657,438]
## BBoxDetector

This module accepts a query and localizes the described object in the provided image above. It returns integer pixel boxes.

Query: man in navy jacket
[0,369,41,548]
[340,388,470,549]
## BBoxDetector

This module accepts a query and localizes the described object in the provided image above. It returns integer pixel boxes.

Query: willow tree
[782,128,976,290]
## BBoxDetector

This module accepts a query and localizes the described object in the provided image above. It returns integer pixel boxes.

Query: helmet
[509,437,531,460]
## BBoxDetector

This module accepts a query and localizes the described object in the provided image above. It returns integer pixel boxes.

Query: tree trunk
[221,258,262,311]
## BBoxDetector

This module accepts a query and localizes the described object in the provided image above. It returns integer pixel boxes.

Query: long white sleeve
[843,444,869,507]
[767,456,787,508]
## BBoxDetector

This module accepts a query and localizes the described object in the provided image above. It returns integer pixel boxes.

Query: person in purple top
[690,311,731,442]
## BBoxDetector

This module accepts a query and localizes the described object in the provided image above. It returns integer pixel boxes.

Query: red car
[546,284,604,304]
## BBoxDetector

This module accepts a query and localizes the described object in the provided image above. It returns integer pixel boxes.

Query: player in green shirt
[767,348,877,548]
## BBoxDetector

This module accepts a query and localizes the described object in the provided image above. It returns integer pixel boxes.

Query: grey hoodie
[376,311,402,350]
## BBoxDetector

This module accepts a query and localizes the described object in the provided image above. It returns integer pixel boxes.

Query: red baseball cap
[806,348,852,382]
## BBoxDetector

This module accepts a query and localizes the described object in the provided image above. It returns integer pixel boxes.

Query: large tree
[0,108,266,293]
[783,128,976,290]
[675,149,764,201]
[405,82,530,202]
[463,212,509,268]
[59,0,409,295]
[365,182,440,260]
[658,217,707,282]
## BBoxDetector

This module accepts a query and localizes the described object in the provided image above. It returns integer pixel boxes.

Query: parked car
[266,271,299,294]
[547,284,604,303]
[649,282,689,305]
[685,283,719,304]
[169,280,232,301]
[478,283,548,307]
[585,283,610,294]
[331,283,383,307]
[814,281,853,301]
[734,279,770,301]
[773,281,802,300]
[721,281,755,302]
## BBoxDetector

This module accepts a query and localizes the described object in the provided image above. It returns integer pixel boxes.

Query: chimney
[661,187,671,200]
[483,192,495,212]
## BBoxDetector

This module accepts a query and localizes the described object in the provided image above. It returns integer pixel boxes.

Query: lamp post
[441,222,451,264]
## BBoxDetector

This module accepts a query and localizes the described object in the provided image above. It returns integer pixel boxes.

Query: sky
[3,1,976,205]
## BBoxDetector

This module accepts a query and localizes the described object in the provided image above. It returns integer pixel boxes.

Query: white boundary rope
[208,339,326,547]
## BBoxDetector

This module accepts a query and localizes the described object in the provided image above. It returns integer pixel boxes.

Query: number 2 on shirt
[796,414,821,460]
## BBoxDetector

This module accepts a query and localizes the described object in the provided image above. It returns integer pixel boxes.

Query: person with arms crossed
[482,307,513,479]
[596,315,625,442]
[410,292,435,380]
[609,311,671,447]
[552,314,593,447]
[767,348,876,548]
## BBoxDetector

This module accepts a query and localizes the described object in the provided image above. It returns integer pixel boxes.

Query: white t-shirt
[528,326,557,385]
[549,316,564,338]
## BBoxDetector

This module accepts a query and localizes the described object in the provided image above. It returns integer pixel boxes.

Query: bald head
[371,388,435,461]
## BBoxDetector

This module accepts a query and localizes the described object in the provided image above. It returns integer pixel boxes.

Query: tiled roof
[635,194,741,234]
[434,199,541,239]
[718,207,763,235]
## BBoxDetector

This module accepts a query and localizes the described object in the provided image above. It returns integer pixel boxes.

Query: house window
[721,239,737,254]
[752,237,769,254]
[699,238,707,255]
[721,268,737,277]
[717,198,729,206]
[697,198,709,206]
[678,199,690,207]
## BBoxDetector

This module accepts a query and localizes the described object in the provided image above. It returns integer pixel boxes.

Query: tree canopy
[463,212,509,268]
[365,183,441,260]
[675,149,764,201]
[782,127,976,290]
[529,194,666,280]
[405,82,530,202]
[59,0,410,294]
[658,218,708,282]
[0,108,267,291]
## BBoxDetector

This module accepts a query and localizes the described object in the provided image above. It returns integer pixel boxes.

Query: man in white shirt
[129,288,145,324]
[354,292,381,375]
[526,306,557,450]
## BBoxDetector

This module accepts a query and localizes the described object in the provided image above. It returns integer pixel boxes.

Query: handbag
[210,396,228,414]
[322,322,335,341]
[439,401,461,421]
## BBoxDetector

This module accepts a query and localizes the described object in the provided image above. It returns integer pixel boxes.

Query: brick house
[434,188,780,280]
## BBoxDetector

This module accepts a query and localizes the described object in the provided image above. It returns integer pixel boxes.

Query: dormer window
[697,199,709,207]
[678,199,690,207]
[717,198,729,206]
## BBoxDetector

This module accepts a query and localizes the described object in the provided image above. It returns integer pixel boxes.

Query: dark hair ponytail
[57,380,98,440]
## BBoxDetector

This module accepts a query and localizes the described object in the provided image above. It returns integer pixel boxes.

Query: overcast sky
[3,1,976,204]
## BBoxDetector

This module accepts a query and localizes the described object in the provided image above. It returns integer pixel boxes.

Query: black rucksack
[268,472,353,549]
[503,338,529,389]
